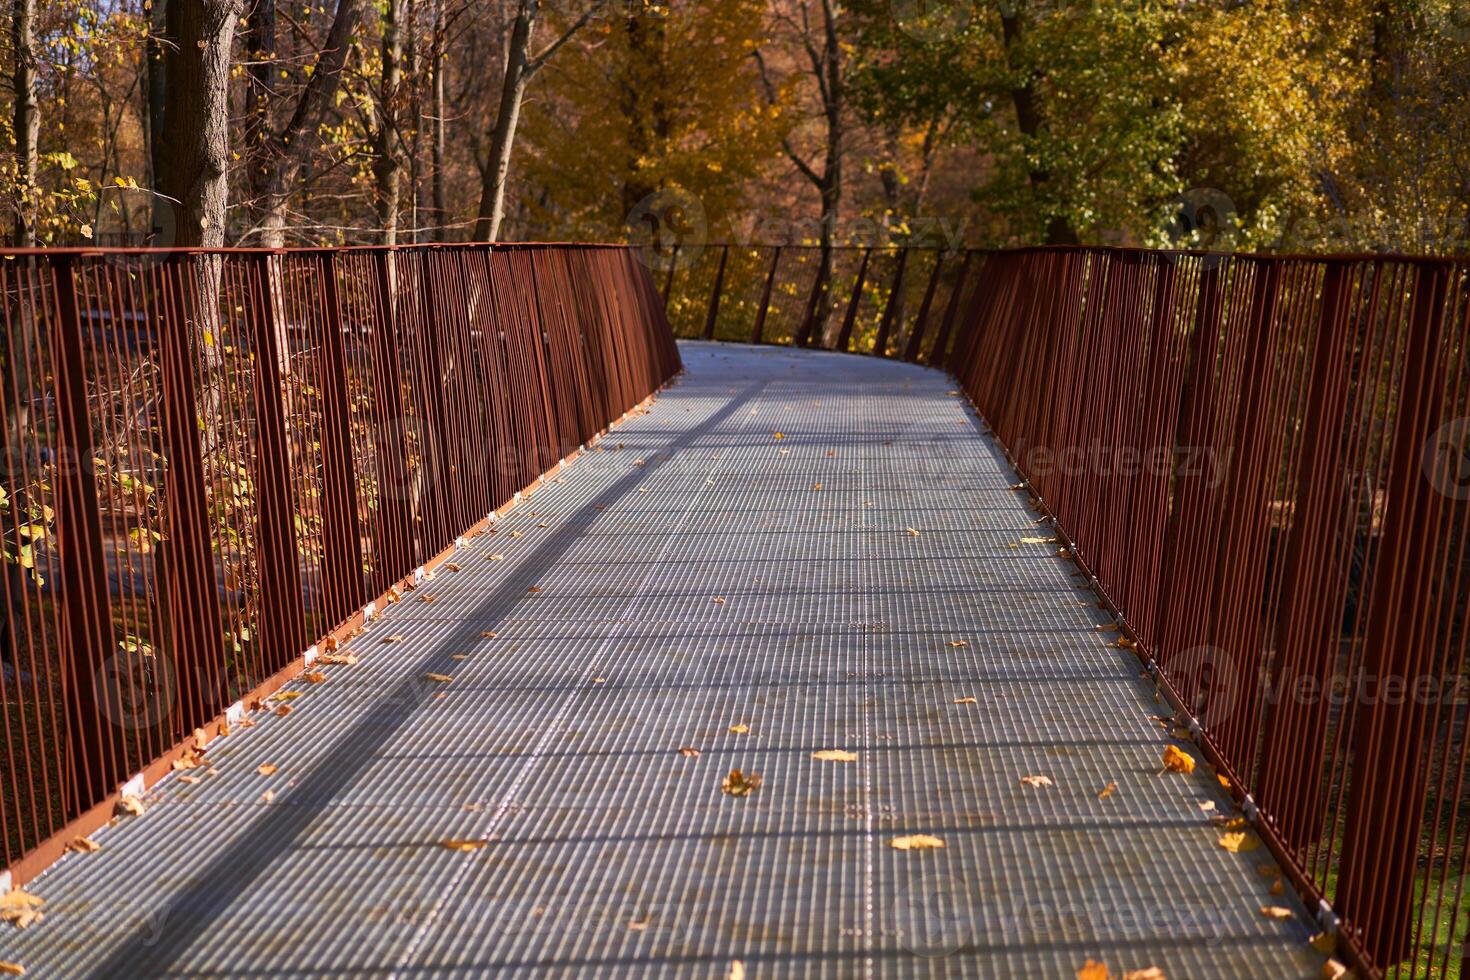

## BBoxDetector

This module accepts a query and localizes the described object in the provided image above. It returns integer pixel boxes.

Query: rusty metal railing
[948,247,1470,980]
[0,243,680,883]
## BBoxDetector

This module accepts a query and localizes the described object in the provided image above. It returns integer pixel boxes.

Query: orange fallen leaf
[889,834,945,850]
[117,796,145,817]
[440,839,489,852]
[772,432,786,440]
[721,769,762,797]
[1321,958,1347,980]
[480,631,498,638]
[728,723,749,734]
[425,673,453,683]
[445,562,462,572]
[0,889,43,930]
[948,640,969,648]
[256,764,278,776]
[275,704,293,717]
[906,527,921,536]
[303,671,326,684]
[66,836,101,854]
[0,960,23,975]
[812,750,858,762]
[1161,745,1195,774]
[953,696,978,705]
[1076,961,1111,980]
[1098,781,1118,800]
[1260,905,1293,920]
[712,596,726,604]
[1122,969,1166,980]
[319,652,357,666]
[526,586,542,594]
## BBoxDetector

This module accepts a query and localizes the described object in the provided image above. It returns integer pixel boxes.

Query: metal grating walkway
[1,342,1326,978]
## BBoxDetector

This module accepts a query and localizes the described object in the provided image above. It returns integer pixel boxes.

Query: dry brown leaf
[721,769,762,797]
[319,652,358,666]
[1161,745,1195,774]
[1098,781,1118,800]
[812,749,858,762]
[117,796,145,817]
[1122,969,1166,980]
[303,671,326,684]
[1260,906,1293,920]
[451,654,469,661]
[1270,879,1285,896]
[510,529,525,537]
[678,746,701,758]
[178,775,201,785]
[488,554,505,561]
[953,696,978,705]
[1020,774,1054,788]
[889,834,945,851]
[425,673,453,683]
[417,594,437,604]
[440,838,489,852]
[1309,932,1336,954]
[1321,958,1348,980]
[275,704,293,717]
[526,585,542,594]
[1076,963,1111,980]
[0,889,43,931]
[0,960,24,975]
[948,640,969,648]
[728,723,750,734]
[382,635,406,644]
[480,630,498,638]
[712,596,726,605]
[66,836,101,854]
[1217,831,1262,853]
[445,562,462,572]
[906,527,921,536]
[257,764,278,776]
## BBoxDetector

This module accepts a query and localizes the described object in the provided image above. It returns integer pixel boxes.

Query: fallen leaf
[117,796,145,817]
[66,836,101,854]
[511,529,525,536]
[1020,774,1054,788]
[1260,906,1293,920]
[812,749,858,762]
[889,834,945,851]
[440,839,489,852]
[271,691,304,702]
[382,635,406,644]
[628,918,651,932]
[1270,879,1285,896]
[1310,932,1336,954]
[953,696,978,705]
[1098,781,1118,800]
[1217,831,1261,853]
[728,961,746,980]
[0,960,23,975]
[488,554,505,561]
[480,631,498,638]
[1199,801,1216,812]
[906,527,921,536]
[1161,745,1195,774]
[1218,774,1231,789]
[303,671,326,684]
[678,747,701,758]
[812,483,823,491]
[319,652,358,666]
[1076,962,1111,980]
[418,594,437,604]
[728,723,750,734]
[1122,969,1166,980]
[721,769,762,797]
[772,432,786,440]
[445,562,462,572]
[275,704,293,717]
[948,640,969,648]
[526,586,542,594]
[451,654,469,660]
[260,790,276,803]
[178,775,201,785]
[0,889,43,930]
[1021,536,1057,544]
[425,673,453,683]
[1321,958,1347,980]
[257,764,278,776]
[712,596,726,604]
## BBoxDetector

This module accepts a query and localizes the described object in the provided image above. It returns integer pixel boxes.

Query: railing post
[931,249,974,367]
[703,244,729,341]
[1255,262,1355,852]
[316,252,366,625]
[834,247,871,352]
[1336,261,1452,968]
[248,254,307,672]
[873,247,909,357]
[904,251,945,362]
[49,255,119,809]
[794,253,826,348]
[156,256,226,739]
[751,246,782,345]
[370,250,414,590]
[662,245,679,306]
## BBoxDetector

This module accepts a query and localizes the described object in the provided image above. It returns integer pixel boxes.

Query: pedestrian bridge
[1,245,1467,980]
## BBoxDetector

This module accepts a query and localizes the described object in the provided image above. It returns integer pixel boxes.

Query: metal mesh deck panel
[0,342,1325,978]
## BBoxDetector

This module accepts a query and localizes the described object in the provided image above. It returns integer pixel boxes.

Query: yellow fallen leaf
[1217,831,1261,853]
[1309,932,1336,954]
[66,836,101,854]
[1020,774,1054,788]
[728,723,749,734]
[1122,969,1166,980]
[425,673,453,683]
[889,834,945,851]
[271,691,304,702]
[772,432,785,440]
[257,764,278,776]
[1098,781,1118,800]
[713,596,726,604]
[1076,959,1111,980]
[511,528,526,535]
[0,960,23,975]
[445,562,462,572]
[440,839,489,852]
[953,696,978,705]
[948,640,969,648]
[0,889,43,930]
[1260,906,1293,920]
[728,961,746,980]
[812,750,858,762]
[1021,536,1057,544]
[721,769,762,797]
[1161,745,1195,774]
[906,527,921,536]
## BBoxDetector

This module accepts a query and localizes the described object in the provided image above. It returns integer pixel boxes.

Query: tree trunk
[375,0,404,245]
[161,0,241,247]
[11,0,37,246]
[473,0,537,243]
[998,7,1078,246]
[431,0,448,240]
